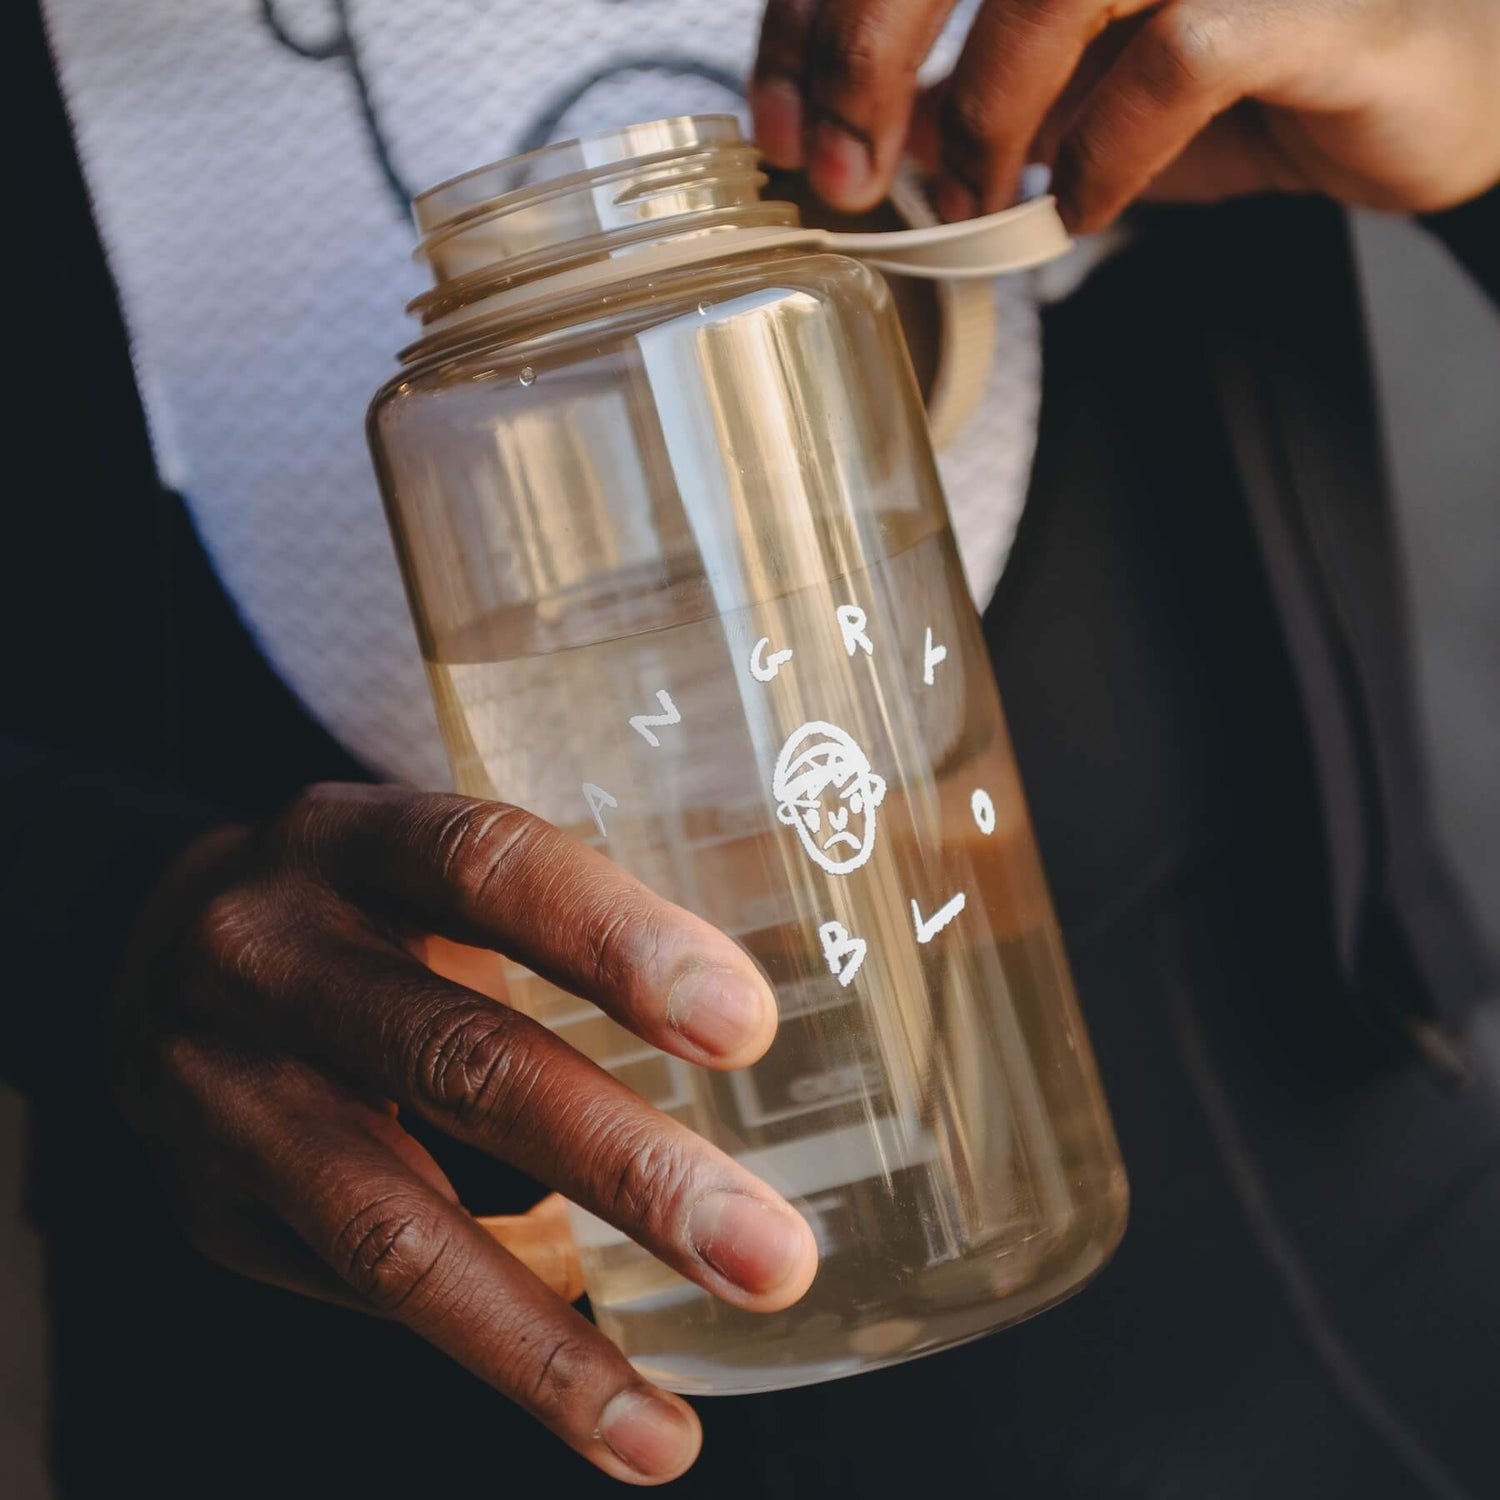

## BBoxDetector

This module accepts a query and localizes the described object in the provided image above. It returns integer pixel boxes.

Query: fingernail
[666,967,771,1058]
[932,174,977,223]
[749,76,804,168]
[598,1389,696,1477]
[808,119,871,205]
[690,1191,809,1295]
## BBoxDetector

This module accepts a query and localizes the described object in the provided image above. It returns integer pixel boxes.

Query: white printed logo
[772,720,887,876]
[818,920,867,987]
[629,688,681,747]
[748,636,794,683]
[971,788,996,835]
[836,604,874,658]
[912,892,966,944]
[581,782,618,838]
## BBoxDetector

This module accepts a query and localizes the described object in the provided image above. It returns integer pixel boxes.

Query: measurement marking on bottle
[629,688,681,747]
[748,635,794,682]
[911,892,966,944]
[922,626,947,685]
[581,782,618,837]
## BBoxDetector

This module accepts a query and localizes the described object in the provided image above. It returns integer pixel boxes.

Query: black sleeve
[0,8,206,1095]
[3,6,373,1098]
[0,741,225,1096]
[1421,182,1500,306]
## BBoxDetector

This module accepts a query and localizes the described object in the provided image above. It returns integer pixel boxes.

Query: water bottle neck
[405,116,800,341]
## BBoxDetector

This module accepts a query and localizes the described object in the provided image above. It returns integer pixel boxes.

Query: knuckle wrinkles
[589,897,661,1000]
[596,1123,696,1235]
[334,1194,454,1314]
[526,1334,595,1414]
[275,781,342,859]
[433,800,535,912]
[414,1007,540,1136]
[194,890,275,989]
[192,883,319,1006]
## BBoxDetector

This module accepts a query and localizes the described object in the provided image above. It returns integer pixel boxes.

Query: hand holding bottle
[109,783,817,1485]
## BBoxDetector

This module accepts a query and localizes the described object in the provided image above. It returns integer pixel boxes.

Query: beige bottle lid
[817,192,1070,280]
[873,178,1054,449]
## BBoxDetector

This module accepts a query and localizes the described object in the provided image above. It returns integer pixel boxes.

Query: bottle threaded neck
[406,115,799,332]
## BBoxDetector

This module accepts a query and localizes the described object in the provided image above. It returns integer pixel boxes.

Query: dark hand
[110,784,816,1485]
[750,0,1500,230]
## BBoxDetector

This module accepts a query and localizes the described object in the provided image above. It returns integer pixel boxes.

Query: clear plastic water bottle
[367,115,1127,1394]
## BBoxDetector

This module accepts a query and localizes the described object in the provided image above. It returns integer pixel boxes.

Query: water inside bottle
[425,528,1126,1392]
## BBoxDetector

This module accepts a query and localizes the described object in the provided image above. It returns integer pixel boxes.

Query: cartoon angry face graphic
[772,721,887,875]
